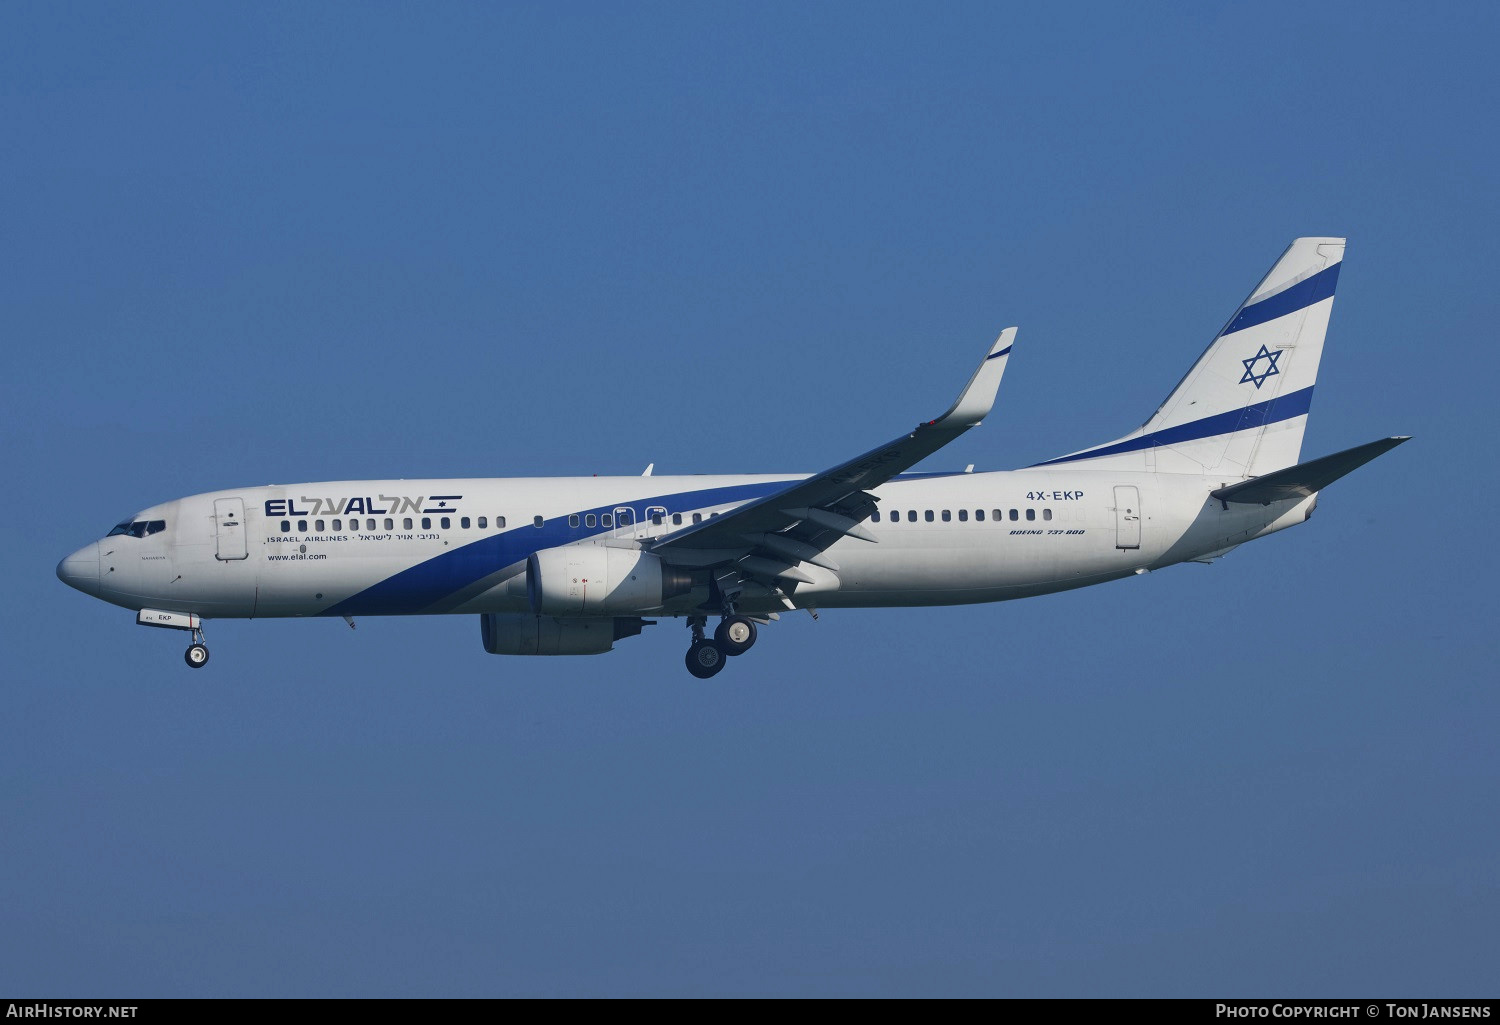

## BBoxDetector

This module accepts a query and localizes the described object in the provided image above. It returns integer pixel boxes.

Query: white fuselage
[62,470,1313,621]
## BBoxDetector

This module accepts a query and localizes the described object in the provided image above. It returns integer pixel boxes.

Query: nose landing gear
[184,624,209,669]
[137,609,210,669]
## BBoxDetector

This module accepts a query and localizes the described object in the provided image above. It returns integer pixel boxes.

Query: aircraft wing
[648,329,1016,593]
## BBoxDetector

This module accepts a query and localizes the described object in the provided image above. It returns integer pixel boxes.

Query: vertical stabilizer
[1036,238,1345,477]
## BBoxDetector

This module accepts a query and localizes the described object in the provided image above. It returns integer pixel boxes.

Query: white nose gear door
[214,498,248,561]
[1113,486,1141,550]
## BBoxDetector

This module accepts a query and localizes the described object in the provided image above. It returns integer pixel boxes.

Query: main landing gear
[683,614,759,679]
[715,616,757,656]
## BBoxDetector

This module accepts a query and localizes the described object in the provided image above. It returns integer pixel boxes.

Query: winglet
[929,327,1017,428]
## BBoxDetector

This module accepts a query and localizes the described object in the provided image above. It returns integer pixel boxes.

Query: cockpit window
[105,519,166,539]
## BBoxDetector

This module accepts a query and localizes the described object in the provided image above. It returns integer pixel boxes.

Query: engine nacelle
[526,544,694,616]
[479,613,651,656]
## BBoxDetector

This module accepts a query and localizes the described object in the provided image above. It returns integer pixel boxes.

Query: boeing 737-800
[57,238,1407,678]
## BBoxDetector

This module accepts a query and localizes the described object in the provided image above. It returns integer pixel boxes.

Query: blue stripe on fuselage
[321,479,795,617]
[1028,385,1315,467]
[321,469,982,616]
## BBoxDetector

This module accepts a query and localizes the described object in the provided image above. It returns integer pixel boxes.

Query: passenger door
[1113,486,1141,550]
[612,506,637,540]
[214,498,248,561]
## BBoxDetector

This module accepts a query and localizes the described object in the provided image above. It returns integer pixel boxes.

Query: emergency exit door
[1113,486,1141,550]
[214,498,248,561]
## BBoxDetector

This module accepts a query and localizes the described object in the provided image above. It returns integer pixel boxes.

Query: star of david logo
[1240,345,1283,389]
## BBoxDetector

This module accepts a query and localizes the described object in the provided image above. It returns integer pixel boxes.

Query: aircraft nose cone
[57,542,100,595]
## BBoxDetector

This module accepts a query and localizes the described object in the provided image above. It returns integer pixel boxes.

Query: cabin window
[692,513,702,524]
[332,519,342,532]
[440,517,451,529]
[618,509,635,526]
[672,513,682,525]
[315,519,326,533]
[422,517,432,530]
[650,512,663,526]
[569,514,580,528]
[461,517,470,529]
[1009,509,1019,521]
[385,518,394,530]
[496,516,506,529]
[1026,509,1035,521]
[280,520,291,533]
[941,510,951,522]
[585,513,597,527]
[477,516,487,529]
[907,510,917,522]
[1043,509,1052,521]
[958,509,968,522]
[298,520,308,533]
[976,509,985,521]
[366,519,375,531]
[533,515,544,528]
[871,510,881,522]
[924,510,934,522]
[404,518,413,530]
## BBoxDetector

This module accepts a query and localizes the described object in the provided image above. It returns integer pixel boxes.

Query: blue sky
[3,1,1496,997]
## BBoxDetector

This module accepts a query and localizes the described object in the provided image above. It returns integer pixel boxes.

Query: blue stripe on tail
[1222,263,1340,336]
[1029,385,1315,467]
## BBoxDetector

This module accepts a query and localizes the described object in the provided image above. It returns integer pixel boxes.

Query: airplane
[57,237,1408,678]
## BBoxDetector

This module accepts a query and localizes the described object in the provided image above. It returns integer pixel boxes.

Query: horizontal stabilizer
[1211,436,1410,504]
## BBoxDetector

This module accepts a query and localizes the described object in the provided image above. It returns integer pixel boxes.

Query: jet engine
[526,544,695,616]
[479,613,651,656]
